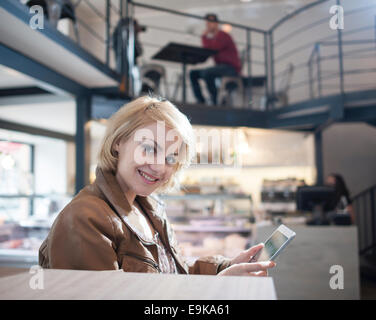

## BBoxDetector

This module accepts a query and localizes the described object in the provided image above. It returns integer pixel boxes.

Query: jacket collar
[94,167,189,274]
[94,166,166,242]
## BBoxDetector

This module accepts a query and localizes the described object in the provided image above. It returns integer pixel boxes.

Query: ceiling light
[1,154,15,170]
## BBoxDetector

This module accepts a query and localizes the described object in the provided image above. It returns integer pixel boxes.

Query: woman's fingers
[218,260,276,276]
[242,260,276,273]
[231,243,265,266]
[246,243,264,259]
[251,270,268,277]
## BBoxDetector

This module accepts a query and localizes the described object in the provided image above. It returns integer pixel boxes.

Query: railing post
[316,43,322,97]
[127,1,135,96]
[106,0,110,66]
[269,31,275,109]
[246,29,251,109]
[246,29,251,77]
[308,59,313,98]
[337,0,344,95]
[264,32,269,110]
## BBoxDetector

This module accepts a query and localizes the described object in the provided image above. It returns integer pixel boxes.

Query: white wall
[323,122,376,197]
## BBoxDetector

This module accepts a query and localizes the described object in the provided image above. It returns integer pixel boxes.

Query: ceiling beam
[0,86,50,97]
[0,119,74,142]
[0,43,89,96]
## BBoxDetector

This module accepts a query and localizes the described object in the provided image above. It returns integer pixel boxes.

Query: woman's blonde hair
[98,95,195,194]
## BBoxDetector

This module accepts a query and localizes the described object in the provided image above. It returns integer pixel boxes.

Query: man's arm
[201,31,230,52]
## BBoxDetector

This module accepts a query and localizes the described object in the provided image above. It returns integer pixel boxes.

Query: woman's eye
[142,144,155,154]
[166,155,177,165]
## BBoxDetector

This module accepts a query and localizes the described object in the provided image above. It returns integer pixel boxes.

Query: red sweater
[202,30,241,74]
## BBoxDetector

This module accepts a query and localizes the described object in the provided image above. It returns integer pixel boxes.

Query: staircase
[353,184,376,280]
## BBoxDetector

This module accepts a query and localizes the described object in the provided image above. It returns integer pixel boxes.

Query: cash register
[296,186,352,226]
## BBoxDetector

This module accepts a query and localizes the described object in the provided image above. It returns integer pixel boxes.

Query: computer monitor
[296,185,336,212]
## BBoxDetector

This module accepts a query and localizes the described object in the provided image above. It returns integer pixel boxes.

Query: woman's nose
[148,163,166,176]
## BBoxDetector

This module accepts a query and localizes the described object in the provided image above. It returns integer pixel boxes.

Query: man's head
[205,13,219,33]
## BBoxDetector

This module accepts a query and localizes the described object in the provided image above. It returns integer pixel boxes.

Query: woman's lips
[137,169,159,185]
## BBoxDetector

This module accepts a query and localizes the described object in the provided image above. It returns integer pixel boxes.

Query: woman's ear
[112,140,120,157]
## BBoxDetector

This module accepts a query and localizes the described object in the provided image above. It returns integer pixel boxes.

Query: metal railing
[19,0,376,110]
[129,0,268,104]
[21,0,123,70]
[353,185,376,256]
[269,0,376,108]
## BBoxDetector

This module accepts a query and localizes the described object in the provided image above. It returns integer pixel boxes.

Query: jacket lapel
[94,167,154,244]
[136,194,189,274]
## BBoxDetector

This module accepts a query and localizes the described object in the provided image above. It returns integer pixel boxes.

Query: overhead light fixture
[1,154,15,170]
[240,0,253,2]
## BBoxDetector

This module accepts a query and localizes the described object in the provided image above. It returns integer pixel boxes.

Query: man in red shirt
[190,13,241,105]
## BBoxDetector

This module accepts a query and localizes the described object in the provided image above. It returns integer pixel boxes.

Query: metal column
[336,0,344,95]
[314,130,324,185]
[75,95,92,194]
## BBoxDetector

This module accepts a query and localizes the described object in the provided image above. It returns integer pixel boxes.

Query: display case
[159,191,255,260]
[260,178,306,215]
[0,194,72,268]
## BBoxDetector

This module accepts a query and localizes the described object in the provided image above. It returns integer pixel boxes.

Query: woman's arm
[172,235,274,276]
[41,198,120,270]
[346,204,356,224]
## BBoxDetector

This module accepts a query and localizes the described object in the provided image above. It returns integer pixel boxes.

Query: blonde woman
[39,96,275,276]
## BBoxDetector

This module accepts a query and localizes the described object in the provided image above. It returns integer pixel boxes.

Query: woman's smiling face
[114,121,183,197]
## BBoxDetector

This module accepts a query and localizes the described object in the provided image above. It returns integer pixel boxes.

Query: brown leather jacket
[39,167,232,275]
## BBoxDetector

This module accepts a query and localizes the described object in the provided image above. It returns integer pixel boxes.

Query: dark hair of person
[328,173,351,206]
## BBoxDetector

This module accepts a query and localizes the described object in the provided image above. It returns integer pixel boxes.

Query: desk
[255,225,360,299]
[0,268,277,300]
[152,42,216,103]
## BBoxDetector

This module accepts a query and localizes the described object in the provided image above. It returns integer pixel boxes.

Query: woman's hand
[218,260,275,277]
[231,243,264,265]
[218,243,276,277]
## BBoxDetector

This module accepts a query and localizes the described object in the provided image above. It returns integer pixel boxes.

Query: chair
[217,49,247,108]
[217,76,244,107]
[217,49,267,109]
[26,0,80,43]
[139,64,170,98]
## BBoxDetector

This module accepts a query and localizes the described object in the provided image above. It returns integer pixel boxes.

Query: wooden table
[0,268,277,300]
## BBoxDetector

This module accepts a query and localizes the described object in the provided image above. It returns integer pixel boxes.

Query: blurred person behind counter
[190,13,241,106]
[38,95,275,277]
[325,173,356,224]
